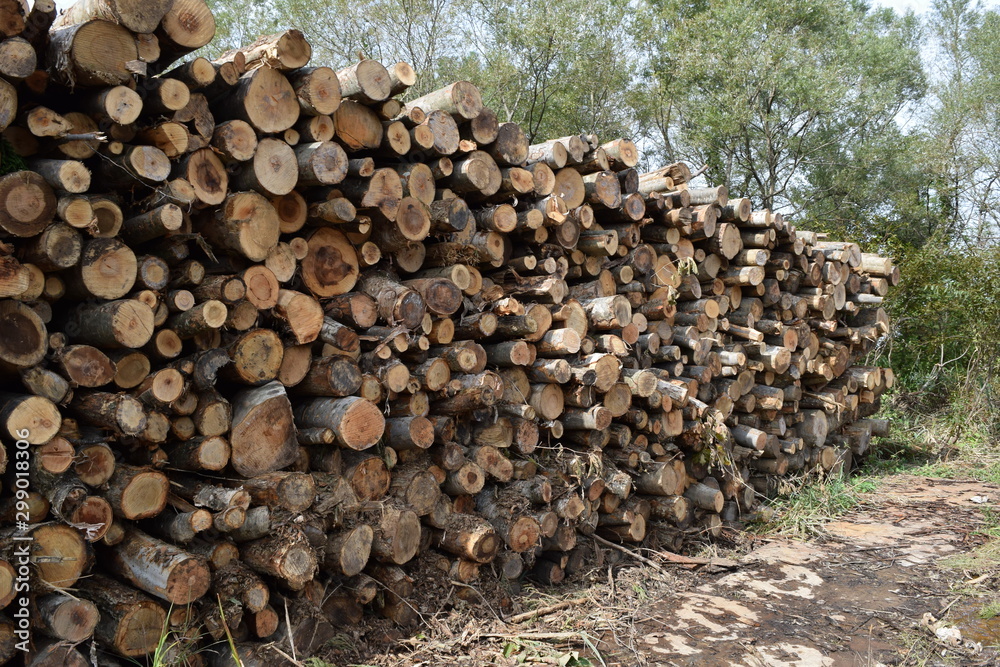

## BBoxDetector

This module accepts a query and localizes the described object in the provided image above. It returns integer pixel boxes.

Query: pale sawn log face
[0,13,897,660]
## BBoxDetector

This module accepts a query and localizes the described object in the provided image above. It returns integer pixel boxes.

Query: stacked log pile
[0,1,897,664]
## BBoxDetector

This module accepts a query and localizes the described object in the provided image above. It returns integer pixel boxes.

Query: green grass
[749,474,878,538]
[979,600,1000,620]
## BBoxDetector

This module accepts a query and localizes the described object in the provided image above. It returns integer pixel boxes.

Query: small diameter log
[104,527,211,604]
[36,592,100,643]
[334,100,384,150]
[241,526,318,590]
[684,482,725,513]
[216,29,311,71]
[164,435,230,472]
[72,391,146,436]
[406,81,482,120]
[67,299,155,349]
[213,119,258,161]
[212,561,271,615]
[294,396,386,450]
[337,59,391,103]
[370,504,422,565]
[103,463,168,520]
[432,514,501,563]
[325,525,373,576]
[120,204,184,245]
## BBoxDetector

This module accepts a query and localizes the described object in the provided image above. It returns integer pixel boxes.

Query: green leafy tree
[637,0,926,234]
[452,0,637,142]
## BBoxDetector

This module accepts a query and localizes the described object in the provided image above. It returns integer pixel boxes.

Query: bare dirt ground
[319,475,999,667]
[627,476,999,667]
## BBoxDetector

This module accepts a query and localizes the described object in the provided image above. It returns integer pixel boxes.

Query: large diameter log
[2,524,88,592]
[325,525,373,576]
[358,270,426,329]
[240,472,315,512]
[289,66,341,116]
[155,0,216,67]
[300,227,359,297]
[488,122,529,166]
[684,482,725,513]
[275,289,323,344]
[403,277,462,316]
[0,394,60,444]
[334,100,384,150]
[102,463,168,520]
[175,147,229,205]
[48,20,139,86]
[601,138,639,169]
[0,171,56,237]
[229,381,299,477]
[104,527,211,604]
[370,504,421,565]
[53,0,173,33]
[231,137,298,195]
[202,192,281,262]
[216,67,300,133]
[71,238,136,300]
[53,344,115,387]
[634,462,679,496]
[78,575,166,658]
[294,396,386,450]
[583,170,623,208]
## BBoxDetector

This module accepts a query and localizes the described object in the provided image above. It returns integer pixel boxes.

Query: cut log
[48,20,139,86]
[229,382,299,477]
[294,396,385,450]
[104,527,211,604]
[216,67,299,134]
[78,574,166,657]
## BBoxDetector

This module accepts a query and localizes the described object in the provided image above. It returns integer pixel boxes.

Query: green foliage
[0,138,26,175]
[886,240,1000,381]
[638,0,925,221]
[750,475,875,538]
[978,600,1000,620]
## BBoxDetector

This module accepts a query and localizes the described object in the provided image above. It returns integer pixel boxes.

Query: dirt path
[624,476,999,666]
